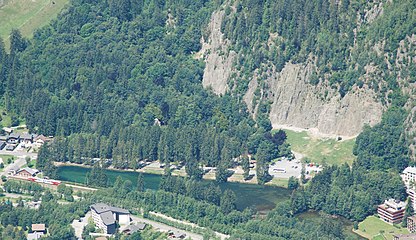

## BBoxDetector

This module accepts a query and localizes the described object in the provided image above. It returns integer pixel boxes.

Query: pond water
[57,165,362,238]
[297,211,365,240]
[56,165,291,211]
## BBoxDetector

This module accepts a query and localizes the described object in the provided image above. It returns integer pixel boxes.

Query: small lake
[57,165,362,238]
[56,165,291,211]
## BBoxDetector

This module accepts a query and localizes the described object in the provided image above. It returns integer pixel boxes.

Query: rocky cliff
[266,62,383,137]
[200,8,384,137]
[198,8,235,95]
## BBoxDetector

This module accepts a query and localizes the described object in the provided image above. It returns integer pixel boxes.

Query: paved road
[130,215,203,240]
[71,211,90,239]
[0,149,38,158]
[0,157,27,177]
[150,212,229,240]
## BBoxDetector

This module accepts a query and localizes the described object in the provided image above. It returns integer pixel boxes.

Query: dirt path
[131,215,203,240]
[150,211,229,240]
[273,124,357,141]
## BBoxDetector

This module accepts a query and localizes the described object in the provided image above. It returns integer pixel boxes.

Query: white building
[402,167,416,210]
[90,203,130,234]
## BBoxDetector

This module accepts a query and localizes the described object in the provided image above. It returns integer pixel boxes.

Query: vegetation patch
[284,129,356,165]
[355,216,409,240]
[0,0,68,47]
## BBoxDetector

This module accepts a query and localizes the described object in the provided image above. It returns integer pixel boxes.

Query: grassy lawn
[23,159,36,168]
[0,154,16,164]
[267,178,289,188]
[0,0,69,48]
[284,129,356,165]
[355,216,409,240]
[0,106,12,127]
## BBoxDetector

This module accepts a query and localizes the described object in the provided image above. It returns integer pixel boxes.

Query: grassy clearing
[0,0,69,48]
[284,129,356,165]
[0,154,16,164]
[0,106,12,127]
[267,178,288,188]
[355,216,409,240]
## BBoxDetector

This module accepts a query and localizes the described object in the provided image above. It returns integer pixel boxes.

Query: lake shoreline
[53,161,289,188]
[55,164,292,212]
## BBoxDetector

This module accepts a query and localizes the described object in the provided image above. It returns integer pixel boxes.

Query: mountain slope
[201,0,416,137]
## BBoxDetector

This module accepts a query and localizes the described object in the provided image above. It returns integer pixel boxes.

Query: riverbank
[53,161,289,188]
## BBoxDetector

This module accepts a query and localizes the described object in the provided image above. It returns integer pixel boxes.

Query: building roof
[9,133,20,139]
[8,165,20,172]
[91,203,111,214]
[392,233,416,240]
[404,167,416,175]
[408,216,416,222]
[27,232,44,240]
[0,140,6,146]
[109,206,130,214]
[173,232,186,238]
[20,133,34,140]
[99,211,115,226]
[34,135,51,142]
[18,168,39,176]
[91,203,129,214]
[31,224,46,232]
[0,135,8,141]
[2,127,12,133]
[91,203,129,226]
[5,145,15,150]
[381,199,407,211]
[95,237,107,240]
[123,223,147,234]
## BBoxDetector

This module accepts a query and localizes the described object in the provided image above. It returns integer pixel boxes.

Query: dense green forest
[0,0,291,182]
[0,0,414,239]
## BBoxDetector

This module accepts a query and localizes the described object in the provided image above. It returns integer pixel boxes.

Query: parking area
[268,158,323,179]
[269,159,302,179]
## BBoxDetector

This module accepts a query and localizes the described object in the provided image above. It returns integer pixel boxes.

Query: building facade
[16,168,39,178]
[402,167,416,210]
[377,199,406,224]
[408,216,416,233]
[90,203,130,234]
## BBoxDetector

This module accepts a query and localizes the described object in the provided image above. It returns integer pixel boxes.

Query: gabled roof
[20,133,34,140]
[9,133,20,139]
[34,135,51,142]
[27,232,44,240]
[18,168,39,176]
[99,211,115,226]
[173,232,186,238]
[31,223,46,232]
[8,165,20,172]
[123,223,147,233]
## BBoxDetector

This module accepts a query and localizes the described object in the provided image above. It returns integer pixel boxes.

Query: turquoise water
[56,165,291,211]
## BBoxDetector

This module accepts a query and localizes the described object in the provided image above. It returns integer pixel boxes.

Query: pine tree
[402,197,414,227]
[136,173,145,192]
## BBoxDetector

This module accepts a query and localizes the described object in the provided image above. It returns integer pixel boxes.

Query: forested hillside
[0,0,289,183]
[0,0,415,239]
